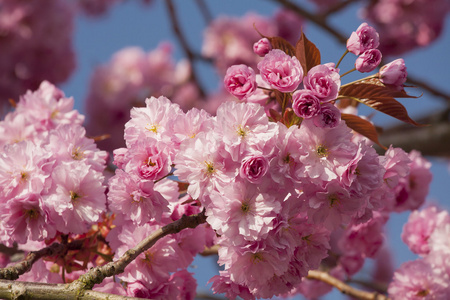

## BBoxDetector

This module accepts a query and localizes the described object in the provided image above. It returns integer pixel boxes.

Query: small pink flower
[313,103,341,128]
[240,154,269,183]
[253,38,272,57]
[346,23,380,55]
[303,64,340,102]
[379,59,407,90]
[355,49,382,73]
[224,65,257,100]
[257,49,303,93]
[292,89,321,119]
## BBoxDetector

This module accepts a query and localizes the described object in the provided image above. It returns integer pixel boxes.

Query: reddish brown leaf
[283,108,302,128]
[177,182,189,194]
[295,31,321,76]
[274,90,292,114]
[268,109,282,122]
[339,82,422,126]
[268,36,296,57]
[341,113,386,149]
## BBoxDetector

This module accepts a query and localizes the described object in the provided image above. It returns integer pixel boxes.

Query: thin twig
[199,244,220,256]
[307,270,390,300]
[270,0,347,44]
[195,0,213,24]
[165,0,207,99]
[319,0,361,18]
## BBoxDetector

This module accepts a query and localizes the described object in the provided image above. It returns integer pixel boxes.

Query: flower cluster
[0,0,76,107]
[389,205,450,298]
[0,81,108,247]
[362,0,450,55]
[84,44,202,151]
[346,23,382,73]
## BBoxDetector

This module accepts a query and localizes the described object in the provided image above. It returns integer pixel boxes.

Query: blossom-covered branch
[0,210,207,299]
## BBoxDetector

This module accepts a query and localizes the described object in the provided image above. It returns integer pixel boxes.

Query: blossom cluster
[0,19,439,300]
[362,0,450,55]
[104,85,431,299]
[0,81,108,248]
[0,0,76,107]
[84,44,204,151]
[388,205,450,299]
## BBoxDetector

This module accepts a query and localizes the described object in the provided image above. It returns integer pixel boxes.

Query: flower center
[70,191,82,203]
[145,123,160,133]
[72,146,84,160]
[316,144,328,158]
[328,194,339,208]
[25,208,39,220]
[251,252,265,264]
[236,124,249,138]
[204,161,216,177]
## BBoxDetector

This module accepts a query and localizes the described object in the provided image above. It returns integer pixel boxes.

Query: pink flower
[206,182,281,244]
[292,89,321,119]
[224,65,257,100]
[253,38,272,57]
[239,153,270,183]
[394,150,432,212]
[388,258,449,299]
[124,96,183,147]
[313,103,341,128]
[355,49,382,73]
[257,49,303,93]
[209,271,255,300]
[46,162,106,234]
[379,59,407,90]
[174,131,235,203]
[215,101,277,161]
[402,205,450,256]
[127,281,152,298]
[346,23,380,55]
[303,64,340,102]
[108,169,169,225]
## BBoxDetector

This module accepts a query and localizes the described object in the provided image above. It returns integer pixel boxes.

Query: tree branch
[0,240,84,281]
[195,0,213,24]
[319,0,361,19]
[307,270,390,300]
[165,0,207,99]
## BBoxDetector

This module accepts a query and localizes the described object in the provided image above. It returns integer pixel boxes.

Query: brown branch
[0,280,143,300]
[376,111,450,157]
[270,0,347,44]
[165,0,207,99]
[195,0,213,24]
[319,0,361,18]
[0,240,84,281]
[199,244,220,256]
[0,210,207,299]
[307,270,390,300]
[407,75,450,103]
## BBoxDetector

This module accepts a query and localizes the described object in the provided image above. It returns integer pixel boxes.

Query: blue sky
[60,1,450,298]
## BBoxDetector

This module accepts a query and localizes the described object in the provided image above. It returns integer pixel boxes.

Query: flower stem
[336,49,349,69]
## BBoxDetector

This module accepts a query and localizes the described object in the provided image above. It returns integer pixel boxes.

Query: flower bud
[355,49,382,73]
[313,103,341,128]
[347,23,380,55]
[292,89,321,119]
[253,38,272,57]
[379,58,407,90]
[223,64,257,100]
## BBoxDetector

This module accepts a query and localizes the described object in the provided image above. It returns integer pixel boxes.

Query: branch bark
[306,270,390,300]
[165,0,207,99]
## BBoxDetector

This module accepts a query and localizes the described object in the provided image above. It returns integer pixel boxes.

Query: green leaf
[295,31,321,76]
[339,81,422,126]
[341,113,386,149]
[283,108,302,128]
